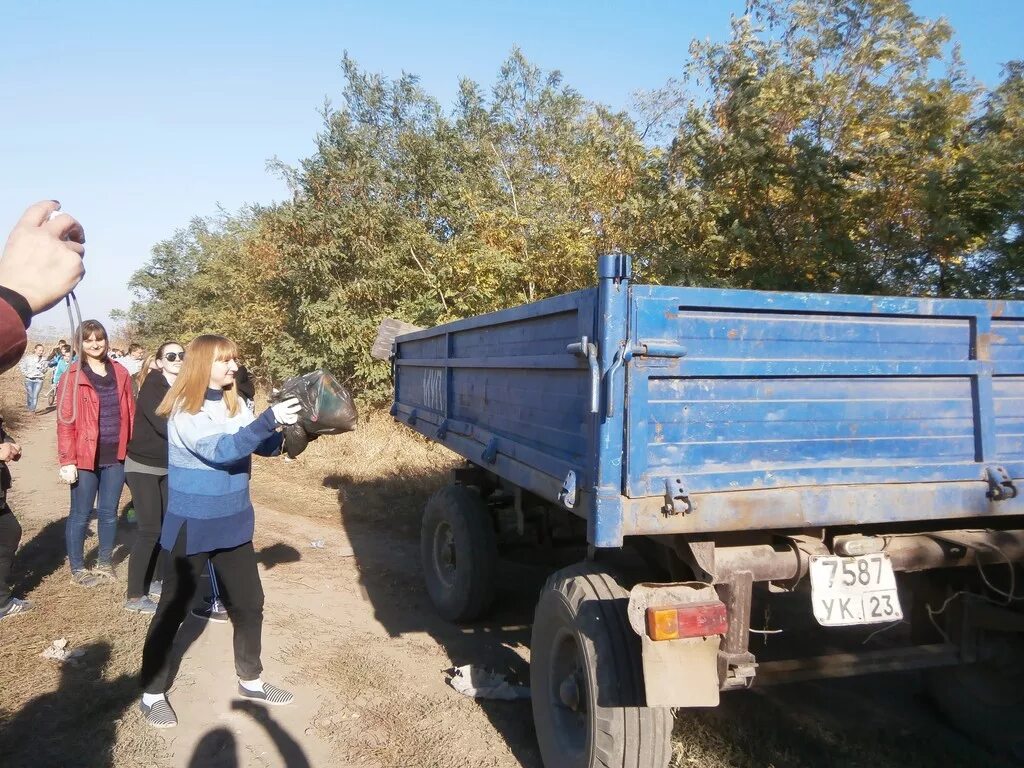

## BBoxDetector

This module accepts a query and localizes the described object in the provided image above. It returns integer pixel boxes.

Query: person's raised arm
[174,399,300,467]
[0,201,86,374]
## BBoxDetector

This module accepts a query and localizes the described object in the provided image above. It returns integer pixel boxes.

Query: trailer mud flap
[639,635,720,707]
[628,582,723,707]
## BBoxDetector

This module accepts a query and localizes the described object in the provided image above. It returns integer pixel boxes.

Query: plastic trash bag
[269,370,357,458]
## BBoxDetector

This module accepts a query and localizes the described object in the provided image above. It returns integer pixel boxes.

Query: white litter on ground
[446,664,530,701]
[40,638,85,665]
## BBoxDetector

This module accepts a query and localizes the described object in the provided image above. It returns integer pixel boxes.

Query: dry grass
[0,369,30,433]
[0,367,165,768]
[668,687,1011,768]
[251,409,459,535]
[0,525,168,768]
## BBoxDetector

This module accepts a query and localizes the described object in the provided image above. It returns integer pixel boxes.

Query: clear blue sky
[1,0,1021,337]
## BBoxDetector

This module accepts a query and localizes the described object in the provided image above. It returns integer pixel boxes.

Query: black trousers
[124,472,168,599]
[139,526,264,694]
[0,506,22,608]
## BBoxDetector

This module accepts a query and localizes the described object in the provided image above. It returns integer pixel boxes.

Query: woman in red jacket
[56,320,135,587]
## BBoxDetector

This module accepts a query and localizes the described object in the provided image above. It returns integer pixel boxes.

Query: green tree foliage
[650,0,996,294]
[122,0,1024,400]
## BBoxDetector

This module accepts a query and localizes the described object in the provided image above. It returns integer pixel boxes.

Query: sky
[2,0,1022,338]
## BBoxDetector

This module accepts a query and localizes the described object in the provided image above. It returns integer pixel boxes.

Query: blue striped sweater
[160,389,283,554]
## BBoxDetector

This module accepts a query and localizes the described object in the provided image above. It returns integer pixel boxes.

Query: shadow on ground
[187,702,311,768]
[322,467,1022,768]
[0,639,313,768]
[12,517,66,597]
[0,641,136,768]
[14,496,139,596]
[256,542,301,570]
[324,468,545,767]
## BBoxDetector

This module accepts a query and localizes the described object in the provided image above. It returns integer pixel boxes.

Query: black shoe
[191,599,229,623]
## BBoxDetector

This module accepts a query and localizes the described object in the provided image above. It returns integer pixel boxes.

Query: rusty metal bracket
[985,465,1017,501]
[663,477,692,516]
[716,570,757,690]
[672,538,715,581]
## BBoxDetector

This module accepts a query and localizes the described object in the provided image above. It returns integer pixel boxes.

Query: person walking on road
[46,345,74,408]
[123,341,184,613]
[19,343,47,413]
[138,334,301,728]
[56,320,135,587]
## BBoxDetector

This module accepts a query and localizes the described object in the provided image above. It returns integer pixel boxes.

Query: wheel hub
[558,672,581,711]
[433,522,457,588]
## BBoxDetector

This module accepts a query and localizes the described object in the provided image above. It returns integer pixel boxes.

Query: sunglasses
[162,352,185,362]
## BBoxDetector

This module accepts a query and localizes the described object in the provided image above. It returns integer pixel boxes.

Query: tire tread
[532,563,671,768]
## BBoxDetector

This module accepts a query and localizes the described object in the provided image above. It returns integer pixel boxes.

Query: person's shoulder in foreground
[0,201,86,374]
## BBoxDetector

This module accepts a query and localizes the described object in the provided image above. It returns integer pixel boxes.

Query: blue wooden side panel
[393,289,598,497]
[991,318,1024,465]
[450,368,589,464]
[626,285,1024,498]
[993,377,1024,460]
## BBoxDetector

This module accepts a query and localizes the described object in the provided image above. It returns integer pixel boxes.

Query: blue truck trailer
[390,254,1024,767]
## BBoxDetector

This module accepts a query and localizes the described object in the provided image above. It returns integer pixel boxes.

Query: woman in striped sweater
[138,334,301,728]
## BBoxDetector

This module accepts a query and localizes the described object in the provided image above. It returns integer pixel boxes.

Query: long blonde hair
[156,335,240,417]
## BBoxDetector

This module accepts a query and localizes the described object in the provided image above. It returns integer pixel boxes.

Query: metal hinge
[481,437,499,465]
[559,471,578,510]
[662,477,692,516]
[985,465,1018,501]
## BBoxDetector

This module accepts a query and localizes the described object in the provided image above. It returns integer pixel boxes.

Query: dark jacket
[234,365,256,403]
[126,371,171,468]
[0,417,14,511]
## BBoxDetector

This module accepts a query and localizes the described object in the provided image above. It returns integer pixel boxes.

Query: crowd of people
[0,201,303,729]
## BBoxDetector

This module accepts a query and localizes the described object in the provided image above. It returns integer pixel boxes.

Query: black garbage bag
[269,370,357,458]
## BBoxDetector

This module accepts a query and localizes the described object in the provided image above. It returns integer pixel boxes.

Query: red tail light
[646,601,728,641]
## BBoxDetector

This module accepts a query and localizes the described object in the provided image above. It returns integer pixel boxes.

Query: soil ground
[0,369,1017,768]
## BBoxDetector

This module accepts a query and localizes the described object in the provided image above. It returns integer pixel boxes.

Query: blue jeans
[66,463,125,572]
[24,378,42,411]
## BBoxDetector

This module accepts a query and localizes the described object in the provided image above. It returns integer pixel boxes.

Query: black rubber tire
[420,484,497,622]
[530,563,672,768]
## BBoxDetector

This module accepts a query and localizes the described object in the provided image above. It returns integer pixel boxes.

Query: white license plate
[809,554,903,627]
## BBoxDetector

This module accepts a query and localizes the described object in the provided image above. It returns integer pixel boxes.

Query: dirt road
[0,396,1015,768]
[0,404,538,768]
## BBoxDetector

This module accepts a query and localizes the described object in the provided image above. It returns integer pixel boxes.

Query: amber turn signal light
[646,601,728,641]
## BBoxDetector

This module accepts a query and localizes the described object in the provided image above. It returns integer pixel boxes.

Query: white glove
[270,397,302,426]
[58,464,78,484]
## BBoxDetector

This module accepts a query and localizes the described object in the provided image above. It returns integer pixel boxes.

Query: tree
[650,0,992,296]
[121,12,1024,402]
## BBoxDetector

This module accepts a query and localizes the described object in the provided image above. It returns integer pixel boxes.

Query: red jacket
[56,360,136,471]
